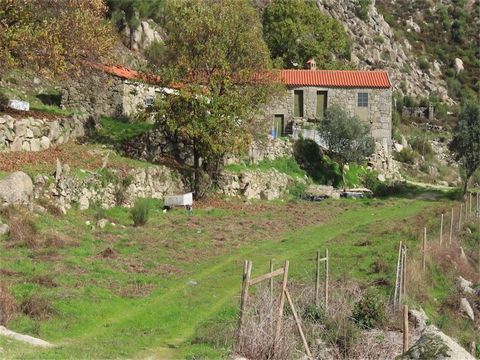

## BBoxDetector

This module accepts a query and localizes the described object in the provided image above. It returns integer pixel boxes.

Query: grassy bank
[0,194,461,359]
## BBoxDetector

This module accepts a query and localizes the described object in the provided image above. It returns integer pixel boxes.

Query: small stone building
[266,59,393,173]
[61,63,161,118]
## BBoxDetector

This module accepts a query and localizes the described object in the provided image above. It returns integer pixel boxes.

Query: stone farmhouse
[61,60,394,172]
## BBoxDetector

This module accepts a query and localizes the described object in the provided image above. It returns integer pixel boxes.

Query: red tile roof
[280,69,391,88]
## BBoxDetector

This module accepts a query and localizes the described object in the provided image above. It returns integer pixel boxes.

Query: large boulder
[400,325,475,359]
[0,171,33,204]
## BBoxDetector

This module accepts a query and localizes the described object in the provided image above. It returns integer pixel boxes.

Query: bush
[323,317,360,356]
[352,289,387,329]
[394,147,418,165]
[355,0,371,20]
[1,207,39,248]
[418,57,430,72]
[0,283,17,325]
[410,136,433,158]
[130,198,151,227]
[302,303,326,323]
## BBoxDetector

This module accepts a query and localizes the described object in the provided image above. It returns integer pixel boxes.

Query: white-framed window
[357,93,369,107]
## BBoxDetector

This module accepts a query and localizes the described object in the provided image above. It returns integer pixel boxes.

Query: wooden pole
[469,193,472,219]
[440,213,444,245]
[238,260,252,340]
[325,248,329,311]
[269,259,274,302]
[394,241,403,311]
[465,200,468,221]
[477,192,479,219]
[459,204,463,232]
[285,288,312,358]
[275,261,289,344]
[423,227,427,273]
[404,248,407,294]
[449,208,454,244]
[403,304,409,353]
[315,250,320,306]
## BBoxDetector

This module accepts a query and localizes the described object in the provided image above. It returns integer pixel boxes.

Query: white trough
[8,99,29,111]
[164,192,193,210]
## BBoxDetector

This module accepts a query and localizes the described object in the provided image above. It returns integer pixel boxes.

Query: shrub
[302,303,326,323]
[2,207,39,248]
[355,0,371,20]
[352,289,387,329]
[394,147,418,165]
[410,136,433,158]
[288,181,307,198]
[0,283,17,325]
[130,198,151,227]
[323,316,360,357]
[418,57,430,72]
[20,293,54,320]
[361,170,381,193]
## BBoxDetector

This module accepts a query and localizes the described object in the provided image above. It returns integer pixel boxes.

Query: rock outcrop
[400,325,475,359]
[0,171,33,205]
[316,0,452,103]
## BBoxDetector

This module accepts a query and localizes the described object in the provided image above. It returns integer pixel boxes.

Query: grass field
[0,192,462,359]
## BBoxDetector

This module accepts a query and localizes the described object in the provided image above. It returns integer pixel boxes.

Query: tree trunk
[193,140,201,200]
[463,171,472,196]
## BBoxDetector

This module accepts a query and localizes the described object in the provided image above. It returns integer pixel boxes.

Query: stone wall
[35,161,185,212]
[218,169,294,200]
[61,70,124,117]
[0,114,87,152]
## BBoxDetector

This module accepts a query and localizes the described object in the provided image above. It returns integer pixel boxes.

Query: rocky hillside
[316,0,452,104]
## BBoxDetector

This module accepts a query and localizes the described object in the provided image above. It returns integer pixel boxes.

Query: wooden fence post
[459,204,463,232]
[449,208,454,244]
[238,260,252,341]
[465,200,468,221]
[469,193,472,219]
[269,259,274,302]
[315,250,320,306]
[440,213,444,245]
[285,288,312,358]
[402,246,407,298]
[275,261,289,345]
[403,304,409,353]
[325,248,329,311]
[423,227,427,273]
[394,241,403,311]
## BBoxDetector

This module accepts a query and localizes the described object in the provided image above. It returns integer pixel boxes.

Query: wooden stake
[440,213,444,245]
[469,193,472,219]
[403,304,409,353]
[269,259,274,302]
[394,241,403,311]
[465,200,468,221]
[402,246,407,297]
[399,246,404,304]
[275,261,289,344]
[325,248,329,311]
[449,208,454,244]
[459,204,463,232]
[238,260,252,340]
[315,250,320,306]
[285,288,312,358]
[423,228,427,273]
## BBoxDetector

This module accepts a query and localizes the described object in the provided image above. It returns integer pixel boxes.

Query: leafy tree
[0,0,115,77]
[262,0,350,69]
[449,102,480,194]
[150,0,277,198]
[317,105,375,187]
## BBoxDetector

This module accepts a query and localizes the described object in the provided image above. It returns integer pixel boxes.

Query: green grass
[224,157,306,179]
[0,195,461,359]
[95,116,154,144]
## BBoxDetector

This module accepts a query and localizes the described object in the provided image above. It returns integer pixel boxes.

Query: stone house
[61,63,163,118]
[266,59,393,173]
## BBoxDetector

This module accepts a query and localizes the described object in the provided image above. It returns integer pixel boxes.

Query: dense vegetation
[377,0,480,102]
[261,0,351,69]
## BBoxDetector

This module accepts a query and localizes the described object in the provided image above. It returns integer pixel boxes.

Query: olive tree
[449,102,480,194]
[317,105,375,187]
[152,0,278,198]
